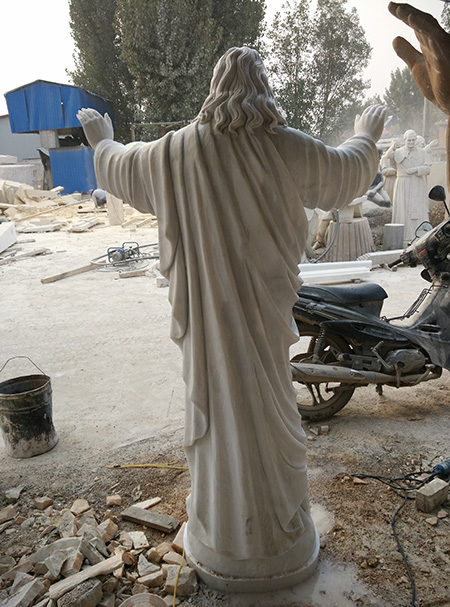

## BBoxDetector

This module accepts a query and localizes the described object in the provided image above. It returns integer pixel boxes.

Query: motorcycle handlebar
[387,257,404,269]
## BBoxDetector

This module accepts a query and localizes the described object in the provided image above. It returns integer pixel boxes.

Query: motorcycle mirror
[415,221,433,239]
[429,185,446,202]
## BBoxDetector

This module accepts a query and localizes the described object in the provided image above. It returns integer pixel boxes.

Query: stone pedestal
[384,223,404,250]
[184,523,319,593]
[324,217,373,262]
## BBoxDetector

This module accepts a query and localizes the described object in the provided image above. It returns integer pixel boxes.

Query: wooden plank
[48,553,123,600]
[0,247,48,265]
[119,269,148,279]
[120,506,179,533]
[41,263,97,284]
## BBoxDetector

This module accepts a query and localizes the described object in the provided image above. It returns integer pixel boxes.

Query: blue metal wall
[49,146,97,194]
[5,81,113,133]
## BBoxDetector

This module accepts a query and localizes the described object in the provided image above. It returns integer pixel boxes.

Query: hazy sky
[0,0,445,116]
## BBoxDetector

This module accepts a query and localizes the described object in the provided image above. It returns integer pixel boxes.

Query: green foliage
[116,0,219,125]
[68,0,135,142]
[441,3,450,31]
[266,0,371,143]
[69,0,265,140]
[382,67,424,134]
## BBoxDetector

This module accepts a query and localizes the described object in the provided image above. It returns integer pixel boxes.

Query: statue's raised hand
[354,105,387,142]
[389,2,450,116]
[77,108,114,150]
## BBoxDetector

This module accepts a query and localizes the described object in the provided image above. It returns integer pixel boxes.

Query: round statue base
[184,528,320,593]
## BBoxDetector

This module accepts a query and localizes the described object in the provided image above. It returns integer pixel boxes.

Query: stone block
[137,569,164,588]
[56,578,102,607]
[60,550,84,577]
[34,497,54,511]
[163,565,198,597]
[58,510,77,538]
[171,522,186,554]
[97,519,118,543]
[416,478,449,513]
[0,221,17,254]
[162,551,183,565]
[70,499,90,516]
[5,578,45,607]
[0,504,17,524]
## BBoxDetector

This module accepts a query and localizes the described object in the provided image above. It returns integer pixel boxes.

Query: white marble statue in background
[392,129,432,245]
[77,47,385,591]
[381,138,402,202]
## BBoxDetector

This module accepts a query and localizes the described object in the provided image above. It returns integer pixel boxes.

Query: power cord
[351,460,450,607]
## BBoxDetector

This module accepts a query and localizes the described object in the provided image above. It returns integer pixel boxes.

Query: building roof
[5,80,113,134]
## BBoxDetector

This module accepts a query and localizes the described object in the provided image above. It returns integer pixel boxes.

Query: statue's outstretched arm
[389,2,450,116]
[77,108,115,150]
[353,105,387,142]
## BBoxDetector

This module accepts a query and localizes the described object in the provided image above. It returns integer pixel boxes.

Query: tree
[441,3,450,31]
[116,0,219,126]
[68,0,135,142]
[383,67,424,134]
[265,0,313,132]
[69,0,266,141]
[265,0,371,143]
[308,0,371,142]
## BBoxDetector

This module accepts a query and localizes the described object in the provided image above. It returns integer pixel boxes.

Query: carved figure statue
[381,138,402,202]
[392,129,431,245]
[77,47,385,590]
[389,2,450,189]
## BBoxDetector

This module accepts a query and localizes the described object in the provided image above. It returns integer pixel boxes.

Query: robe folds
[393,146,432,245]
[94,122,378,568]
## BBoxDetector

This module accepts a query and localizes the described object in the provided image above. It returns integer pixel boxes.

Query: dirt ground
[1,214,450,607]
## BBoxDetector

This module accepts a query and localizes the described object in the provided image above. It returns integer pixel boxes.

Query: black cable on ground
[351,469,435,607]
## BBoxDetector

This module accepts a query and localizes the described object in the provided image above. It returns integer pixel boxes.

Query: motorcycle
[290,185,450,422]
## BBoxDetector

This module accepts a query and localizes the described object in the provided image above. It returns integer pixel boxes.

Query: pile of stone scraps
[0,493,198,607]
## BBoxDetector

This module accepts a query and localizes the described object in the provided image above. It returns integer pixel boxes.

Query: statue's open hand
[77,108,114,150]
[389,2,450,115]
[354,105,387,142]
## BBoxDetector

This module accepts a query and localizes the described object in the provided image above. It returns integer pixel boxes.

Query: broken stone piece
[5,486,24,504]
[4,577,45,607]
[70,499,91,516]
[58,510,78,538]
[61,550,84,578]
[56,577,102,607]
[128,531,149,551]
[147,542,171,564]
[133,497,161,510]
[106,495,122,507]
[416,478,449,513]
[97,519,118,543]
[0,555,16,575]
[426,516,438,526]
[0,505,17,524]
[34,497,54,511]
[120,507,179,533]
[162,552,183,566]
[137,569,164,588]
[137,554,159,578]
[163,565,198,597]
[171,522,186,554]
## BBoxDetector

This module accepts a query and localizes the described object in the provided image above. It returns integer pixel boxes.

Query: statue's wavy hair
[197,47,286,134]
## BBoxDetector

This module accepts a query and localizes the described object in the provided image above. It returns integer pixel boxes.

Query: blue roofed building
[4,80,113,193]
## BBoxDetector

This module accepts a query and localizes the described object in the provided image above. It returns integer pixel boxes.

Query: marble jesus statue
[78,47,385,591]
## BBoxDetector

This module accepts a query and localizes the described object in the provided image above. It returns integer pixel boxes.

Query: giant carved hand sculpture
[389,2,450,186]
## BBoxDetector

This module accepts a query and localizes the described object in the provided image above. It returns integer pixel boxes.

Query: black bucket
[0,357,58,458]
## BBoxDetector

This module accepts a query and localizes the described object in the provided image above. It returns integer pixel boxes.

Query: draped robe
[94,122,378,578]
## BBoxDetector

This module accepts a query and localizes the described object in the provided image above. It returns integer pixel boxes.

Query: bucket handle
[0,356,46,377]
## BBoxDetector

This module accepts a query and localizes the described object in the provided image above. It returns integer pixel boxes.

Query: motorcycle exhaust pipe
[290,362,394,384]
[290,362,441,386]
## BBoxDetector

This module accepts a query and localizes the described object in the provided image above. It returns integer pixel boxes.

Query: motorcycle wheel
[291,322,355,421]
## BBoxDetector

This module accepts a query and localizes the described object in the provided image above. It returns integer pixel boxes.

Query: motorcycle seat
[297,282,388,305]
